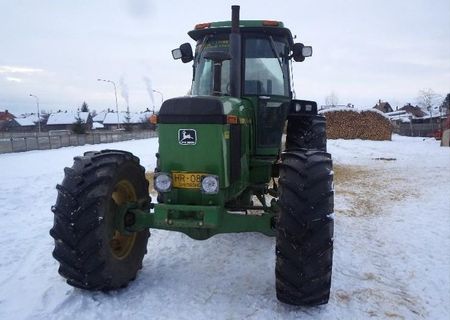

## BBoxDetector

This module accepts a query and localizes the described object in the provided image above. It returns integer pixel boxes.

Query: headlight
[201,175,219,194]
[154,173,172,192]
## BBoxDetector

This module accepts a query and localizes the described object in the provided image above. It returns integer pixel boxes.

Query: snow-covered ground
[0,135,448,320]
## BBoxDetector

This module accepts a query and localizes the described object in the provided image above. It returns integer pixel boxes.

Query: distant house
[399,103,426,118]
[385,110,411,124]
[0,110,15,121]
[387,105,423,123]
[46,112,92,131]
[8,117,36,132]
[91,111,109,130]
[373,100,393,113]
[0,109,16,131]
[387,102,444,137]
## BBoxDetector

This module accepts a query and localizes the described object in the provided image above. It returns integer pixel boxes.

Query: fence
[393,120,444,137]
[0,130,157,154]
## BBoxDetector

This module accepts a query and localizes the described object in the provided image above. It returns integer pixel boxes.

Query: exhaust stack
[229,5,241,98]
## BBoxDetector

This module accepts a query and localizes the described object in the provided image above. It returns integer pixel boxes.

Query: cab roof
[188,20,295,47]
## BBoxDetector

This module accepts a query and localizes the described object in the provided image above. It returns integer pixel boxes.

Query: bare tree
[438,93,450,133]
[325,92,339,107]
[440,93,450,115]
[416,88,442,133]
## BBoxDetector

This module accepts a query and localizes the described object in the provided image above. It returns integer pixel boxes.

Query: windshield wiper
[269,36,286,83]
[269,36,284,71]
[196,35,210,64]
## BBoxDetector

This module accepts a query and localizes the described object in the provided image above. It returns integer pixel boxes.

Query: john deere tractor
[50,6,334,306]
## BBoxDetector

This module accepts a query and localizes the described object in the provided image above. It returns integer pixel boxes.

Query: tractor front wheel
[276,149,334,305]
[50,150,150,290]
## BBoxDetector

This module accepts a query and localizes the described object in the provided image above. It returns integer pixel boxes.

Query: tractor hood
[156,95,250,206]
[158,96,247,124]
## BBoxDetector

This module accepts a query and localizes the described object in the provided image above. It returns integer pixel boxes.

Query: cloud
[0,66,44,74]
[6,77,22,83]
[125,0,155,19]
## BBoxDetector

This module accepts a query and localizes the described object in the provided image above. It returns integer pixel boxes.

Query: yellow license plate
[172,172,204,189]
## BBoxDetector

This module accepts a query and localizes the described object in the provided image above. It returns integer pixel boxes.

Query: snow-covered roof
[133,111,152,122]
[16,113,45,122]
[386,110,407,117]
[389,115,412,123]
[14,117,36,126]
[103,113,124,125]
[387,107,444,121]
[419,112,443,120]
[103,112,152,125]
[92,122,104,129]
[93,111,107,122]
[47,112,90,125]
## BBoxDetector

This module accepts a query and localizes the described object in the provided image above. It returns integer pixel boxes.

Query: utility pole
[29,94,41,134]
[98,78,120,129]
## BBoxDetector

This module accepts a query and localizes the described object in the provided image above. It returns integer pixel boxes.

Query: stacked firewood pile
[322,109,392,140]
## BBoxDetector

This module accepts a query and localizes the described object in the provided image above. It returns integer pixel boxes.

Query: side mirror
[171,43,194,63]
[302,46,313,57]
[172,48,183,60]
[292,43,313,62]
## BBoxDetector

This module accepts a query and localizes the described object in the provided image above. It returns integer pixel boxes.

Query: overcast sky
[0,0,449,114]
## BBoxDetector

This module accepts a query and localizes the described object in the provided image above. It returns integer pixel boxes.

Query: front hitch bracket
[115,200,154,235]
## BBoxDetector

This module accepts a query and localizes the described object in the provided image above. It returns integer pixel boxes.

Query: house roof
[47,112,90,125]
[14,117,36,126]
[373,101,393,113]
[93,111,107,122]
[386,110,411,123]
[386,104,444,121]
[19,113,40,123]
[0,110,16,121]
[103,112,152,125]
[399,104,426,118]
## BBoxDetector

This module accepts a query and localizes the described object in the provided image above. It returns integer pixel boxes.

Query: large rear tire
[50,150,150,290]
[276,150,334,305]
[286,115,327,151]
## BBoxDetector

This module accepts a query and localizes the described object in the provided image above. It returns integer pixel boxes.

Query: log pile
[322,109,392,141]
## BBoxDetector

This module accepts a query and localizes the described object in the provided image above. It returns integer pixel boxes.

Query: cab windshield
[191,34,290,97]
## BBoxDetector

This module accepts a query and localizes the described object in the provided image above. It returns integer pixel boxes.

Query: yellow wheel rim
[110,180,137,259]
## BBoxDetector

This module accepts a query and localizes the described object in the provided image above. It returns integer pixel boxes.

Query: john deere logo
[178,129,197,145]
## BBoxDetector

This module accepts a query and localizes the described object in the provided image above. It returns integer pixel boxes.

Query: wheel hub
[110,180,138,259]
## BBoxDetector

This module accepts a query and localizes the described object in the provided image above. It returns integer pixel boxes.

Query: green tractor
[50,6,334,306]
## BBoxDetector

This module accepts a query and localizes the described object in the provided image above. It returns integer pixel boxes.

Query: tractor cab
[172,19,312,156]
